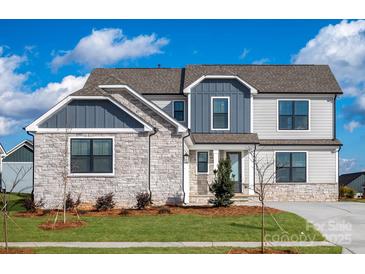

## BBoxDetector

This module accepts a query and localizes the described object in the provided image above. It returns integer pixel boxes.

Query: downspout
[182,129,191,205]
[337,145,342,201]
[148,127,158,203]
[253,143,257,193]
[333,95,337,140]
[25,129,35,200]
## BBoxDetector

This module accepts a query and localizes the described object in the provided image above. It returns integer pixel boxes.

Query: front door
[227,152,242,193]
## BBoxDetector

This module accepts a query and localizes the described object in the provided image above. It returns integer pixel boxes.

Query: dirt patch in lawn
[14,210,49,218]
[227,248,298,254]
[39,220,86,230]
[80,206,282,217]
[0,248,34,254]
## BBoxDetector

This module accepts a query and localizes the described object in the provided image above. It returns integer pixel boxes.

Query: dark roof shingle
[73,64,342,96]
[259,139,342,146]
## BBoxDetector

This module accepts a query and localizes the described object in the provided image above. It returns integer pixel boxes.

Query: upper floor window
[173,101,185,122]
[278,100,309,130]
[276,152,307,183]
[71,138,113,174]
[211,97,230,130]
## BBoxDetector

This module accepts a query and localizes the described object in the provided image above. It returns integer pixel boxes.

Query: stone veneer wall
[34,91,184,209]
[264,183,338,201]
[189,150,215,195]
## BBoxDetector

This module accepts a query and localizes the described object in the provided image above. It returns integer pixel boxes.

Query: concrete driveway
[266,202,365,254]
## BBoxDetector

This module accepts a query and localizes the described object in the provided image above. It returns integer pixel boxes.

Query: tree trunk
[261,201,264,254]
[63,180,67,224]
[3,198,8,252]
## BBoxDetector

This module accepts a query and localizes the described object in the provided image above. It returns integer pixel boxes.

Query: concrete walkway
[266,202,365,254]
[1,241,334,248]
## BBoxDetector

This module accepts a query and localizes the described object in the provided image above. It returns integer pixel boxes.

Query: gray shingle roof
[191,133,260,144]
[259,139,342,146]
[72,64,342,96]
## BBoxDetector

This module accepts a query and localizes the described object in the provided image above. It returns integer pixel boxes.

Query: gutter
[148,127,158,203]
[181,129,191,205]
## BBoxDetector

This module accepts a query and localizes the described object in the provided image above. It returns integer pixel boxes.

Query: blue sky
[0,19,364,173]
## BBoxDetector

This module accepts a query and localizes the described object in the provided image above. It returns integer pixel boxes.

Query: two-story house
[26,65,342,208]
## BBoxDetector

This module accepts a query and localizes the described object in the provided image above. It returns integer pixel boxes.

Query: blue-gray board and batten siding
[40,99,144,129]
[3,146,33,162]
[190,79,251,133]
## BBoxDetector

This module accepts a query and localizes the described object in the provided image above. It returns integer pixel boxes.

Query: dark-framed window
[276,152,306,183]
[278,100,309,130]
[173,101,185,121]
[212,97,229,130]
[197,151,208,173]
[71,138,113,174]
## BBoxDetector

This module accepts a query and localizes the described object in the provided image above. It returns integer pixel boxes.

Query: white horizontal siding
[256,147,337,184]
[253,94,334,139]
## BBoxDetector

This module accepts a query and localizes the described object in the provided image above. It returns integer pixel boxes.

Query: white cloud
[344,120,361,132]
[293,20,365,127]
[0,48,88,136]
[239,48,250,59]
[252,58,270,64]
[0,117,19,136]
[51,28,169,71]
[340,158,357,174]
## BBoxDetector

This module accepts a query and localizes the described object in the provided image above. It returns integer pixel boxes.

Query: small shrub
[209,159,235,207]
[136,192,151,210]
[119,208,130,216]
[158,207,171,215]
[65,193,81,210]
[23,197,44,212]
[94,193,115,211]
[340,186,355,199]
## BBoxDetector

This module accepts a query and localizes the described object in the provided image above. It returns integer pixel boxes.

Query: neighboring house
[0,143,6,191]
[339,172,365,195]
[26,65,342,208]
[1,140,34,194]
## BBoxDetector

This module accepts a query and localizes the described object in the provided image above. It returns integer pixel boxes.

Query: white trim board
[183,75,258,94]
[25,96,154,133]
[98,85,187,133]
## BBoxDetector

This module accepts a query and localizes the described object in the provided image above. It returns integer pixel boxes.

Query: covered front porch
[183,133,259,205]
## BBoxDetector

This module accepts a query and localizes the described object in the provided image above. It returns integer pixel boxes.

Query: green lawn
[1,211,324,242]
[11,246,341,254]
[1,193,30,212]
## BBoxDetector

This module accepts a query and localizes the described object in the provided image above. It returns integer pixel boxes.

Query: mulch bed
[39,220,86,230]
[0,248,34,254]
[15,206,283,218]
[227,248,298,254]
[80,205,282,217]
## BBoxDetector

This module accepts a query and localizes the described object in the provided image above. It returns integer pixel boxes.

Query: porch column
[248,151,255,195]
[213,150,219,171]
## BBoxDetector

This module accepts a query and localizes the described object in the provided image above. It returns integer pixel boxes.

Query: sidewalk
[1,241,335,248]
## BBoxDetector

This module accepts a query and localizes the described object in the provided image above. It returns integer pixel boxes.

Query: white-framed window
[276,151,307,183]
[173,100,185,122]
[69,137,114,176]
[196,151,209,174]
[211,96,230,130]
[277,99,310,131]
